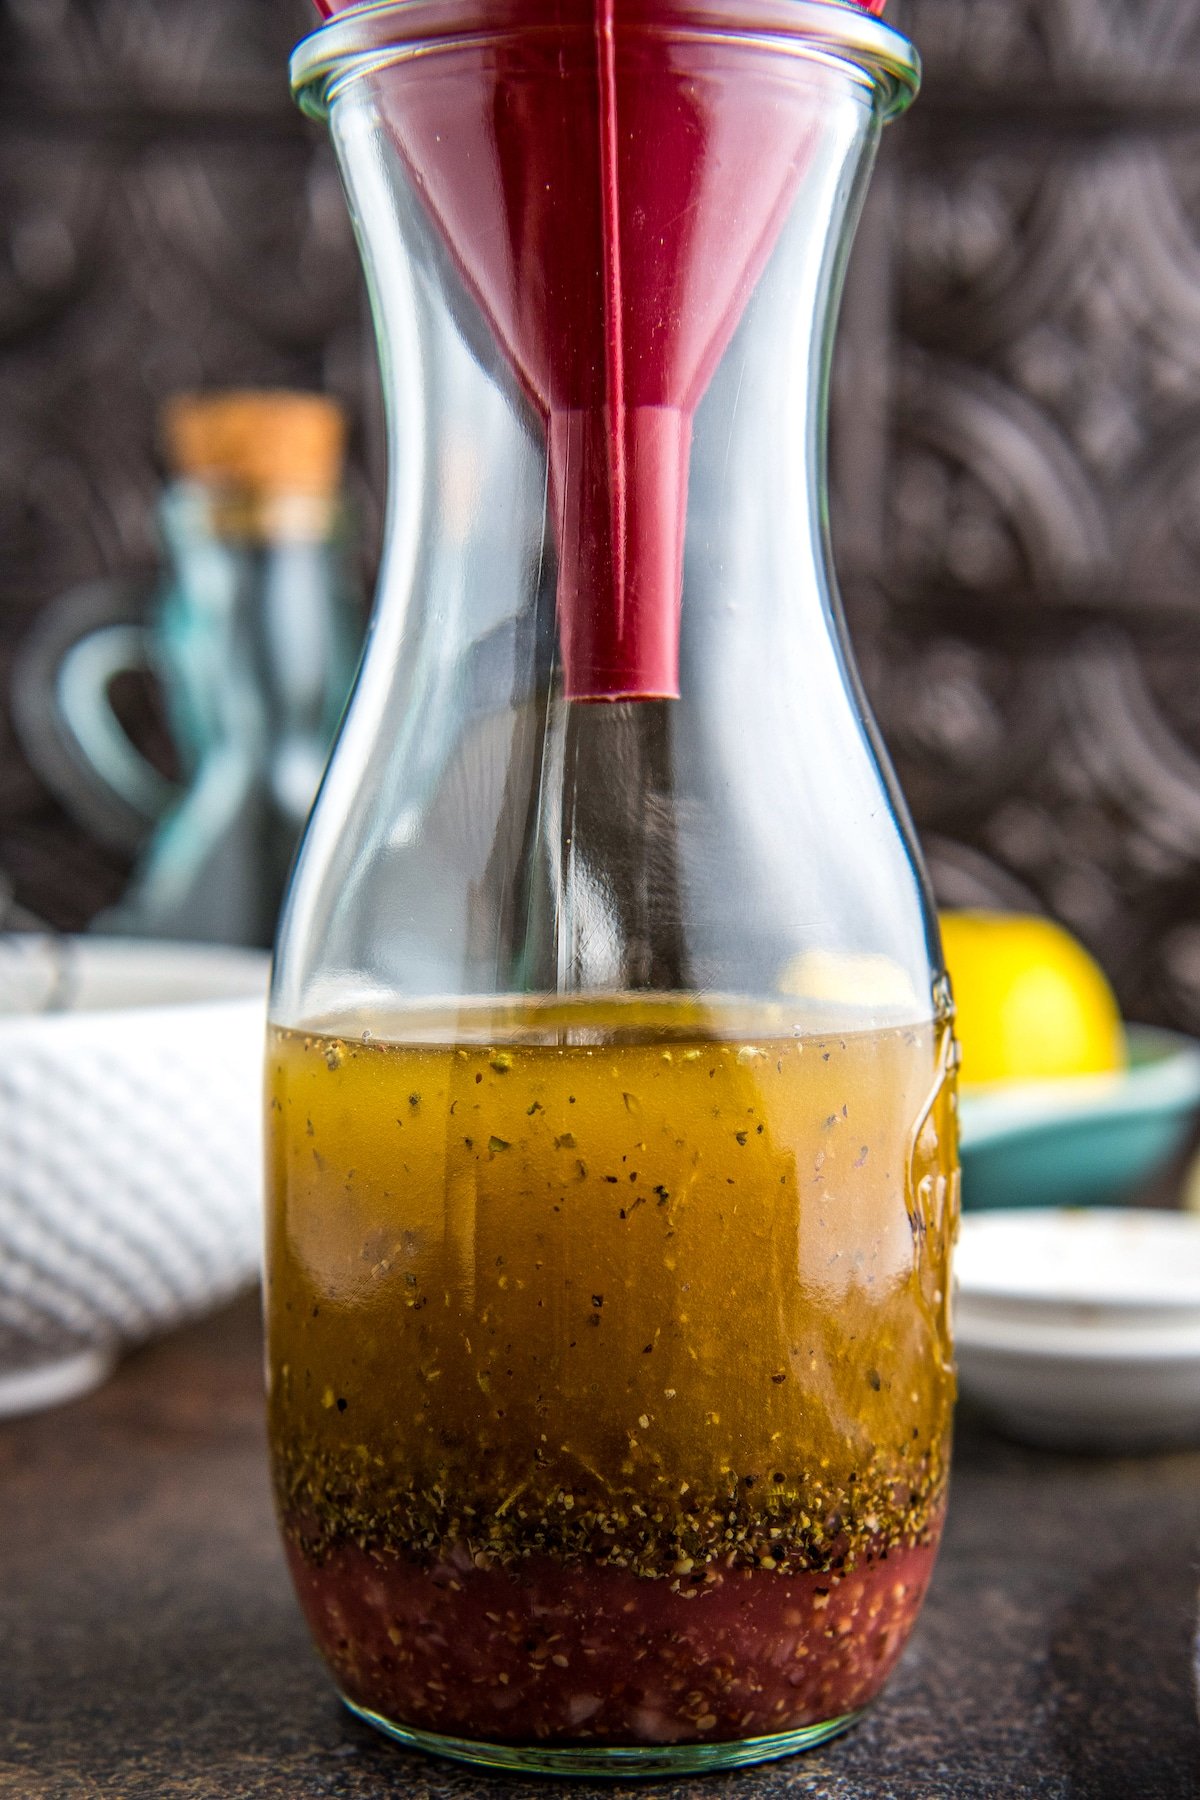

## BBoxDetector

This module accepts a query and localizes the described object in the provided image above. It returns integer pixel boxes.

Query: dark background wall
[6,0,1200,1033]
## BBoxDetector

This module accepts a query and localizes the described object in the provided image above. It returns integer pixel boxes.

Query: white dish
[955,1328,1200,1451]
[956,1206,1200,1315]
[955,1207,1200,1450]
[0,935,269,1418]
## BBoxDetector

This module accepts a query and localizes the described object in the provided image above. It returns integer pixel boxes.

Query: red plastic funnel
[313,1,884,697]
[312,1,888,17]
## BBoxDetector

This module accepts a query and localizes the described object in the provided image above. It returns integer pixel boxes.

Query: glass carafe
[268,0,956,1776]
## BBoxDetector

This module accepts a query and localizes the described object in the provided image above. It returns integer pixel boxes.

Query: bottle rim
[291,0,920,124]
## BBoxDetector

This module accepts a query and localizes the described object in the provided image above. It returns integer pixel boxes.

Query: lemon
[940,910,1127,1088]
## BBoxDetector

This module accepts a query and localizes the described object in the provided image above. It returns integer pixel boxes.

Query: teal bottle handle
[12,579,179,855]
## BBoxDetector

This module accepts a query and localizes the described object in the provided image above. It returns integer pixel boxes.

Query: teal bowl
[959,1027,1200,1212]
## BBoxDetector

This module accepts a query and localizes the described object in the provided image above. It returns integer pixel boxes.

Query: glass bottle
[116,392,360,945]
[14,391,360,948]
[267,0,956,1776]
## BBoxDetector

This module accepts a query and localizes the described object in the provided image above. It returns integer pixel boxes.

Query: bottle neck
[162,481,339,550]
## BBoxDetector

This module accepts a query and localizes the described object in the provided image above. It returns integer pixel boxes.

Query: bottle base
[341,1692,863,1777]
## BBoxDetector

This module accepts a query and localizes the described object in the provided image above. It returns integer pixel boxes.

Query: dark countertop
[2,1295,1198,1800]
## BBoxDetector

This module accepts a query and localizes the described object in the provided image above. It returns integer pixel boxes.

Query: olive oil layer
[267,1006,958,1580]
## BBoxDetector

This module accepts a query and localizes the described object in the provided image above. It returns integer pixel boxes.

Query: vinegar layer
[288,1537,939,1746]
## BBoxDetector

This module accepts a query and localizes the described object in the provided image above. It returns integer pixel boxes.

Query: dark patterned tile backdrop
[5,0,1200,1030]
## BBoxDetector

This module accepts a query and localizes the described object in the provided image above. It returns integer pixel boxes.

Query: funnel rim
[291,1,919,124]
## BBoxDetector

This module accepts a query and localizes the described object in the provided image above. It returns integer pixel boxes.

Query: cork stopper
[163,391,347,499]
[162,391,347,541]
